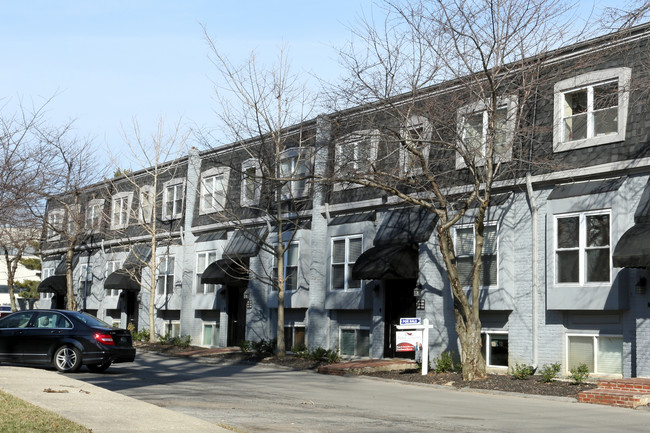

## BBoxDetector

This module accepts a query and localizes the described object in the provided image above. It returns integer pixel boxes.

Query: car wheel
[53,346,82,373]
[87,362,111,373]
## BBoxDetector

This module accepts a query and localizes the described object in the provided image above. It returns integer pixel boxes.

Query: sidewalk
[0,366,229,433]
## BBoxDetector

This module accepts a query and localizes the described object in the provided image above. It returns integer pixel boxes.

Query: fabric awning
[374,207,438,246]
[122,245,152,269]
[352,244,419,280]
[223,227,268,259]
[201,258,249,285]
[104,269,141,292]
[613,180,650,268]
[37,275,67,295]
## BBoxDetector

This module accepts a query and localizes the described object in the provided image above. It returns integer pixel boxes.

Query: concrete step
[595,378,650,393]
[579,388,650,409]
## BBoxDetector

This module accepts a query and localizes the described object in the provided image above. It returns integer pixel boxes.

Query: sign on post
[396,318,433,376]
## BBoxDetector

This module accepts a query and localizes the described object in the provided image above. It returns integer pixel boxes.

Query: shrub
[239,340,252,353]
[307,347,340,364]
[309,347,328,362]
[539,363,562,383]
[510,363,535,380]
[325,349,341,364]
[291,343,309,358]
[432,351,458,373]
[131,327,150,342]
[252,338,276,356]
[569,363,590,384]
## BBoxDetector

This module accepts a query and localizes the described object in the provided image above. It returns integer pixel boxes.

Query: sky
[0,0,625,170]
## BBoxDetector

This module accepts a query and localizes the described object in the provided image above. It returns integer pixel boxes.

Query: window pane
[593,82,618,110]
[482,255,497,286]
[348,238,362,261]
[340,330,355,356]
[456,228,474,256]
[557,217,579,248]
[494,107,508,152]
[332,240,346,263]
[564,90,587,116]
[347,264,361,289]
[488,334,508,367]
[598,336,622,375]
[586,248,610,282]
[464,113,484,152]
[594,108,618,136]
[332,265,345,290]
[286,266,298,291]
[457,257,473,286]
[568,336,595,372]
[587,215,609,247]
[203,325,213,346]
[557,250,579,283]
[287,244,299,266]
[483,226,497,254]
[294,327,305,347]
[564,113,587,141]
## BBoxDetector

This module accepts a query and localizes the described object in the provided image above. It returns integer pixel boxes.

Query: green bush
[539,363,562,383]
[239,340,252,353]
[309,346,328,361]
[432,351,458,373]
[569,363,590,384]
[252,338,276,356]
[130,327,150,342]
[307,346,340,364]
[325,349,341,364]
[510,363,535,380]
[291,343,309,358]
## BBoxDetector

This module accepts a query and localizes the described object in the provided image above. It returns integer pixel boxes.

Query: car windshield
[72,312,114,328]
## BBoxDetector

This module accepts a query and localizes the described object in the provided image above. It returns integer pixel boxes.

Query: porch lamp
[636,277,647,295]
[413,284,424,298]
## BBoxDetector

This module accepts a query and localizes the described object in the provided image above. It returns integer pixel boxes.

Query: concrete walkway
[0,366,230,433]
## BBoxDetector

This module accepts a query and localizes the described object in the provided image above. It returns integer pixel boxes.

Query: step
[596,378,650,393]
[579,388,650,409]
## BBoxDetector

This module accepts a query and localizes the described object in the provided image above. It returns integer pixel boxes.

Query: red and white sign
[395,330,422,352]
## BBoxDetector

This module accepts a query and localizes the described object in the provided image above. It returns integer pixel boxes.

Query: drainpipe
[525,172,539,367]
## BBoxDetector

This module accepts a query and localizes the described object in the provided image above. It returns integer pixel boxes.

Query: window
[163,180,184,219]
[555,211,610,284]
[331,235,362,290]
[105,260,120,297]
[400,116,431,175]
[200,168,230,214]
[567,335,622,375]
[41,267,55,299]
[202,322,219,347]
[111,192,132,229]
[482,332,508,367]
[455,224,498,287]
[48,210,63,239]
[78,264,93,291]
[85,200,104,231]
[164,321,181,338]
[279,149,310,200]
[335,130,379,187]
[139,186,154,223]
[340,328,370,357]
[285,325,306,351]
[457,96,516,169]
[196,251,218,294]
[553,68,630,152]
[273,242,299,291]
[157,255,175,296]
[241,159,261,207]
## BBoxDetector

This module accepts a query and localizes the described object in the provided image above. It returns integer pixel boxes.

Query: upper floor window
[553,68,630,152]
[196,251,218,294]
[66,206,80,235]
[456,96,516,169]
[105,260,120,297]
[78,263,93,290]
[86,199,104,232]
[41,267,55,299]
[241,159,261,207]
[400,116,431,175]
[555,211,610,285]
[111,192,132,230]
[47,209,64,239]
[455,224,498,287]
[279,148,310,200]
[273,242,299,291]
[139,185,154,223]
[335,130,379,188]
[331,235,362,290]
[157,255,175,296]
[163,180,184,220]
[200,168,230,214]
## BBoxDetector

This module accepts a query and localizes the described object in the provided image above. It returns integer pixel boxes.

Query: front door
[227,285,247,346]
[384,279,417,358]
[125,291,139,330]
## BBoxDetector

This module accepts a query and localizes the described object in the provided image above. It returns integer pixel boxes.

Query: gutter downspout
[525,172,539,367]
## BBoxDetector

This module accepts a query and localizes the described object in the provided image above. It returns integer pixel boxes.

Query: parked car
[0,306,10,318]
[0,310,135,373]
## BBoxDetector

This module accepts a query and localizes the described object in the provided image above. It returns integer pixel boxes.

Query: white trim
[334,129,379,190]
[138,185,154,223]
[399,115,431,176]
[200,167,230,215]
[481,330,508,368]
[163,178,185,220]
[453,222,499,289]
[331,234,364,291]
[338,326,370,357]
[240,158,261,207]
[111,192,133,230]
[565,333,623,376]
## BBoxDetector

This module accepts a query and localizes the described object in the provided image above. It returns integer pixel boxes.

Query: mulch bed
[134,342,596,399]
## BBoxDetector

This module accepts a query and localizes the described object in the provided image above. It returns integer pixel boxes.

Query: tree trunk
[276,242,286,357]
[65,248,77,310]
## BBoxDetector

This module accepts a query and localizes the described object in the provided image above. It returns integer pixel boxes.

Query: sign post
[396,318,433,375]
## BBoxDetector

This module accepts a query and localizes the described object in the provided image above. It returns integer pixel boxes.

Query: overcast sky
[0,0,622,170]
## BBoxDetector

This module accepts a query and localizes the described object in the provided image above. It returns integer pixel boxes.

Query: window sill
[553,133,624,153]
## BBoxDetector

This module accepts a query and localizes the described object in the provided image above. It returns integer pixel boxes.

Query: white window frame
[196,251,218,294]
[200,167,230,214]
[482,331,508,368]
[553,68,631,152]
[47,209,64,239]
[41,267,55,299]
[111,192,133,230]
[339,326,370,358]
[105,260,120,297]
[285,323,306,351]
[454,223,499,288]
[331,235,363,291]
[554,210,611,286]
[202,321,219,347]
[66,205,81,235]
[456,95,517,169]
[164,321,181,338]
[279,148,311,200]
[157,255,175,296]
[85,199,104,232]
[273,242,299,292]
[566,333,623,376]
[399,116,431,176]
[139,185,154,223]
[334,130,379,190]
[163,179,185,220]
[240,159,261,207]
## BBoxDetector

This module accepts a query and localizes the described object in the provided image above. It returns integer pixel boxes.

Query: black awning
[196,231,228,243]
[201,258,249,285]
[37,275,67,295]
[548,177,625,200]
[122,245,152,269]
[613,180,650,268]
[54,253,85,275]
[328,211,376,226]
[374,207,437,246]
[104,269,141,292]
[352,244,419,280]
[223,227,268,259]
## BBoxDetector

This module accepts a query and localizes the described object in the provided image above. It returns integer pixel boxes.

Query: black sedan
[0,310,135,373]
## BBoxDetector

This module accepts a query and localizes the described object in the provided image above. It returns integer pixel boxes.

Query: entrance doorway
[384,278,417,358]
[227,285,247,346]
[125,291,139,330]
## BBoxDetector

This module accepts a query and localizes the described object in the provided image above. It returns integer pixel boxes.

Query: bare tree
[328,0,577,380]
[202,27,317,356]
[600,0,650,30]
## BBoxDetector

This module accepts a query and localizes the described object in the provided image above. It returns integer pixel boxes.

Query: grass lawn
[0,390,90,433]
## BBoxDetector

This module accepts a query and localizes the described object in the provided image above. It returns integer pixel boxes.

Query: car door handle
[50,330,62,334]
